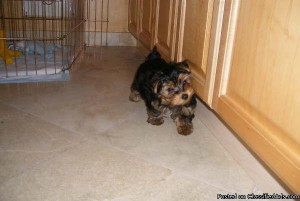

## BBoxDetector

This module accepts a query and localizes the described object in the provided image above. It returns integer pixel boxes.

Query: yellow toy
[0,30,21,64]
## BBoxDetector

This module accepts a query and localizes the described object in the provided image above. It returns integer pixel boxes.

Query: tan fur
[178,66,191,73]
[173,116,193,135]
[178,73,191,85]
[169,74,194,106]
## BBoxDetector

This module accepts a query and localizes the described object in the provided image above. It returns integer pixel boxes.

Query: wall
[85,0,136,46]
[108,0,129,32]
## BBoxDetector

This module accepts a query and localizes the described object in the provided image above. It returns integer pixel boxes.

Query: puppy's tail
[146,46,161,61]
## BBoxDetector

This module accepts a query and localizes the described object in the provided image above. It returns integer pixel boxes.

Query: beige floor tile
[79,174,233,201]
[93,105,256,194]
[0,102,83,184]
[0,140,227,201]
[0,56,142,135]
[0,47,263,200]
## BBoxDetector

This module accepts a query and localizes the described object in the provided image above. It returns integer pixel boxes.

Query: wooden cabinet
[128,0,139,38]
[152,0,179,61]
[213,0,300,193]
[176,0,218,106]
[128,0,155,49]
[128,0,223,106]
[128,0,180,60]
[138,0,155,49]
[128,1,300,192]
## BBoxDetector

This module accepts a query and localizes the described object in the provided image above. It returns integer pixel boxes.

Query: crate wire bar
[0,0,109,82]
[86,0,109,47]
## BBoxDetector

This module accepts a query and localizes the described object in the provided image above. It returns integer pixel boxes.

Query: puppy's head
[169,61,194,106]
[153,76,177,105]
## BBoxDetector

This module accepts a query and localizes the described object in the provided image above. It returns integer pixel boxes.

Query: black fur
[130,48,173,110]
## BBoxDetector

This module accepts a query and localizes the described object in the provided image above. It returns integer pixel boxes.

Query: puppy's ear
[153,80,162,94]
[146,46,161,61]
[181,60,189,67]
[176,60,191,73]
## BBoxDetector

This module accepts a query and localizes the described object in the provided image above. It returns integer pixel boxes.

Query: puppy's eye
[167,88,174,93]
[182,80,187,85]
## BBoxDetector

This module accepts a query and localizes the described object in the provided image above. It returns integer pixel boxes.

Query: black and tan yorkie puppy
[129,47,197,135]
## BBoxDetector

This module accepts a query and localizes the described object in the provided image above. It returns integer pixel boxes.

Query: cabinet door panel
[182,0,212,75]
[139,0,154,49]
[176,0,217,106]
[153,0,178,61]
[128,0,139,38]
[213,0,300,193]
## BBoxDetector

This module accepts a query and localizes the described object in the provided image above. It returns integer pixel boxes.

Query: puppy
[130,47,197,135]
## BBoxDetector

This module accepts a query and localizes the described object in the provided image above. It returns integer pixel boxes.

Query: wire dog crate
[0,0,109,82]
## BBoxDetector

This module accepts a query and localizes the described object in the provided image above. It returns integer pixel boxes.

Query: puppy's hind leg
[129,89,141,102]
[129,84,141,102]
[147,108,164,125]
[147,100,165,125]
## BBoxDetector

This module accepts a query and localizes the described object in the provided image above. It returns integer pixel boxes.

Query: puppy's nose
[181,94,188,100]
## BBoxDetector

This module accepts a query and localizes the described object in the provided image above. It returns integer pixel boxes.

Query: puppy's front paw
[129,90,141,102]
[176,123,193,135]
[147,116,164,126]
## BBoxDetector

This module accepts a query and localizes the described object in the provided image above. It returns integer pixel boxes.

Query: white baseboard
[85,32,137,46]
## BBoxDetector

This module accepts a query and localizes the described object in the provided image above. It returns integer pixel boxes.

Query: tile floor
[0,47,264,201]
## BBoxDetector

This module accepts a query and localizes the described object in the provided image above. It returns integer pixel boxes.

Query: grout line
[0,142,84,187]
[2,101,260,196]
[0,45,261,194]
[194,101,288,194]
[0,98,237,193]
[86,135,241,194]
[0,99,84,137]
[0,100,138,187]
